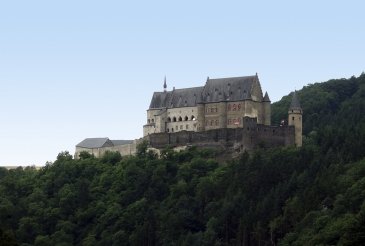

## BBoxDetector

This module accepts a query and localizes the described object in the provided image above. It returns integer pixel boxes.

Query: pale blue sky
[0,0,364,165]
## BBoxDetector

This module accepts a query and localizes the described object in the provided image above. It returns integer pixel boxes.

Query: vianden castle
[75,74,302,158]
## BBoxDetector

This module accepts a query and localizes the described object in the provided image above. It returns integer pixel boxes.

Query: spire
[163,76,167,92]
[263,91,271,102]
[289,91,301,109]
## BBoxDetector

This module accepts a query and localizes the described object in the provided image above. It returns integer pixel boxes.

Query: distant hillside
[1,73,365,246]
[272,73,365,134]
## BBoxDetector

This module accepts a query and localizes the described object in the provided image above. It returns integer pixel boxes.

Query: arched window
[167,117,171,122]
[151,119,154,123]
[173,117,177,122]
[184,116,188,121]
[191,115,196,121]
[178,116,182,121]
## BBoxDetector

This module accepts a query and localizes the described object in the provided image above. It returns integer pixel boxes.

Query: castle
[75,74,302,158]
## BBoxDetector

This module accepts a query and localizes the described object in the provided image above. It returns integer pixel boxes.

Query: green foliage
[1,74,365,245]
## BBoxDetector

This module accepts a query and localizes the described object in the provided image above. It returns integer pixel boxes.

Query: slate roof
[169,87,204,107]
[201,76,257,103]
[263,92,271,102]
[289,91,301,109]
[149,75,262,109]
[77,138,133,149]
[76,138,114,149]
[149,91,173,109]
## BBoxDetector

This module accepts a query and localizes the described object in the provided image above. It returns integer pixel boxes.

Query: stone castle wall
[146,117,295,152]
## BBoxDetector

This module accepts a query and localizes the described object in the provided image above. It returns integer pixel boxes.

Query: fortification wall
[146,123,295,151]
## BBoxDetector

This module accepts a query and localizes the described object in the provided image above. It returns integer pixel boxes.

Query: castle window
[151,119,154,123]
[186,125,189,129]
[167,128,169,132]
[184,116,188,121]
[178,116,182,121]
[292,116,295,121]
[215,120,218,126]
[233,104,236,111]
[172,128,174,132]
[210,120,213,126]
[238,104,241,110]
[175,126,178,130]
[173,117,177,122]
[148,119,151,124]
[191,116,195,121]
[167,117,171,122]
[180,125,183,130]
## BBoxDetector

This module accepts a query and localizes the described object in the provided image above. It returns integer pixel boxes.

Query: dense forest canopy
[1,73,365,245]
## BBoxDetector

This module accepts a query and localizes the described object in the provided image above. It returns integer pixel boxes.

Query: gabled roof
[289,91,301,109]
[76,138,114,149]
[169,86,204,107]
[148,74,264,109]
[149,91,173,109]
[201,76,257,103]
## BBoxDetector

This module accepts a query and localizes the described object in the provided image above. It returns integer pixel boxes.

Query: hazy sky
[0,0,364,166]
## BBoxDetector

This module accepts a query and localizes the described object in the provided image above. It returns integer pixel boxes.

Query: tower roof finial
[163,76,167,92]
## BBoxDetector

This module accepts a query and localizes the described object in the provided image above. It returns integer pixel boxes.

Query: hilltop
[0,73,365,245]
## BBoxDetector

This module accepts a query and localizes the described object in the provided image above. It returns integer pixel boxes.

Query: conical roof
[289,91,301,109]
[263,91,271,102]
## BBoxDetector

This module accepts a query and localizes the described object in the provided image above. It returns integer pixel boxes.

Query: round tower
[288,91,302,147]
[263,91,271,126]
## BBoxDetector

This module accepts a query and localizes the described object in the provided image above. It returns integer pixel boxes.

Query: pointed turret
[262,91,271,125]
[289,90,301,110]
[163,76,167,92]
[288,91,302,147]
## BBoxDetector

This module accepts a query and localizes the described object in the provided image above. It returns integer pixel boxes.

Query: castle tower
[263,91,271,125]
[288,91,302,147]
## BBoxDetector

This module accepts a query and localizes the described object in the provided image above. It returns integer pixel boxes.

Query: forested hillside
[1,73,365,246]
